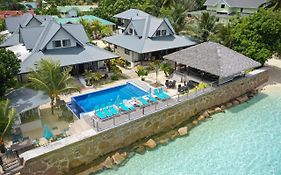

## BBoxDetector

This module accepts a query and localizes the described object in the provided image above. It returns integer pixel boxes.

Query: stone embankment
[79,90,258,174]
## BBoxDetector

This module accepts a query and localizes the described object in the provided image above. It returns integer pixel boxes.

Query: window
[156,30,161,36]
[129,28,133,34]
[240,8,243,12]
[52,40,61,48]
[221,4,225,8]
[124,49,130,55]
[62,39,71,47]
[161,30,166,36]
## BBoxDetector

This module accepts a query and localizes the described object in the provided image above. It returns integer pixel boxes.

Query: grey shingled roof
[113,9,149,20]
[103,15,195,53]
[164,42,261,77]
[20,45,118,73]
[204,0,267,8]
[7,88,50,114]
[5,13,52,33]
[20,26,44,50]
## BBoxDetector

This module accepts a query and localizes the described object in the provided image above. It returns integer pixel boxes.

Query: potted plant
[0,99,16,153]
[135,65,148,81]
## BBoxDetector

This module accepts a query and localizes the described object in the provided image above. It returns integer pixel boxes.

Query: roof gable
[113,9,149,20]
[204,0,267,8]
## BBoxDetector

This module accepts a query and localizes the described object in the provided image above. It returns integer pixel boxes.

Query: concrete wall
[20,69,268,175]
[115,46,140,65]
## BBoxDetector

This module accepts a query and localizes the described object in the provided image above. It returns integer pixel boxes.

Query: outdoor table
[11,139,33,154]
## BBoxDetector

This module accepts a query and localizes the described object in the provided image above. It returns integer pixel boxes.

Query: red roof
[0,10,35,19]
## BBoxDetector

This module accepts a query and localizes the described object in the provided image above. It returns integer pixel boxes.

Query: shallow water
[99,87,281,175]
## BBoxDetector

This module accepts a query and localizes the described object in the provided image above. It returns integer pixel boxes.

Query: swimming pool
[70,82,148,118]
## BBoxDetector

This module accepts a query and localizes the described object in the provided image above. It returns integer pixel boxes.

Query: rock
[202,111,210,118]
[214,107,223,113]
[232,100,240,105]
[198,115,205,121]
[207,109,215,115]
[159,139,169,145]
[192,120,198,125]
[134,145,146,154]
[178,127,188,136]
[144,139,157,149]
[220,105,226,110]
[226,102,233,108]
[237,95,249,103]
[112,152,126,165]
[103,157,114,169]
[69,159,83,169]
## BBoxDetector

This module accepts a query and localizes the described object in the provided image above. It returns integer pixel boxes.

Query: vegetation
[27,59,80,113]
[84,70,103,86]
[0,99,16,152]
[135,65,148,81]
[0,0,25,10]
[184,12,218,42]
[230,9,281,65]
[149,60,161,84]
[160,61,173,77]
[112,57,130,68]
[80,19,112,40]
[0,49,21,98]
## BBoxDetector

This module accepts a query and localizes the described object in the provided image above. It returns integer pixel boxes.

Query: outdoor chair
[146,94,158,103]
[118,102,135,112]
[137,97,150,106]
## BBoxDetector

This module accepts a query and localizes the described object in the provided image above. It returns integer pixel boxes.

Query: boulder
[198,115,205,121]
[214,107,223,113]
[159,139,169,145]
[226,102,233,108]
[202,111,210,118]
[192,120,198,125]
[207,109,215,115]
[178,127,188,136]
[103,157,114,169]
[237,95,249,103]
[220,105,226,110]
[232,100,240,105]
[144,139,157,149]
[134,145,146,154]
[112,152,126,165]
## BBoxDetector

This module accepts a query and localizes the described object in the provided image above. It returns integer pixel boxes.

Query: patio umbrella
[43,124,54,140]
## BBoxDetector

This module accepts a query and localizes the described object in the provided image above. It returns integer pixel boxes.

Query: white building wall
[46,28,77,50]
[67,9,78,17]
[152,22,173,37]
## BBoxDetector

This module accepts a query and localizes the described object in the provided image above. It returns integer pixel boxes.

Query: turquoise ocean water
[99,87,281,175]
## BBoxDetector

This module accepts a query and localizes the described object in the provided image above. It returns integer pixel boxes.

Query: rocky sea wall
[20,69,269,175]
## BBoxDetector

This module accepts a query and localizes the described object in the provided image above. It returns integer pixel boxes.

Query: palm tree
[28,59,80,114]
[184,12,218,42]
[215,23,233,47]
[267,0,281,10]
[149,60,161,84]
[0,99,16,153]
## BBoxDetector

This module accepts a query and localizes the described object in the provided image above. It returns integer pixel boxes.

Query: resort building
[0,9,35,20]
[4,12,52,34]
[103,10,197,67]
[164,41,261,85]
[0,16,118,80]
[57,5,98,18]
[113,9,149,28]
[188,0,267,23]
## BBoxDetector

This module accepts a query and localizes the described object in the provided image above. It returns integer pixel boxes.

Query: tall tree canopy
[0,49,21,98]
[230,9,281,64]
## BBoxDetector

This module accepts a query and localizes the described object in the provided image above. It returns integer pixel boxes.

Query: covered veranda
[164,42,261,85]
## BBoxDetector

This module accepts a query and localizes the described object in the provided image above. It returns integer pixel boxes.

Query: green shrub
[111,74,119,80]
[135,65,148,80]
[160,62,174,77]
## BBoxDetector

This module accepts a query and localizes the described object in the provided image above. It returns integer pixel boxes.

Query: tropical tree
[0,99,16,153]
[149,60,161,84]
[160,61,173,77]
[267,0,281,10]
[135,65,148,81]
[230,9,281,64]
[28,59,80,113]
[184,12,218,41]
[0,49,21,98]
[214,23,233,47]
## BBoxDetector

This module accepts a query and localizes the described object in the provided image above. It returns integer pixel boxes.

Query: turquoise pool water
[99,87,281,175]
[71,83,147,117]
